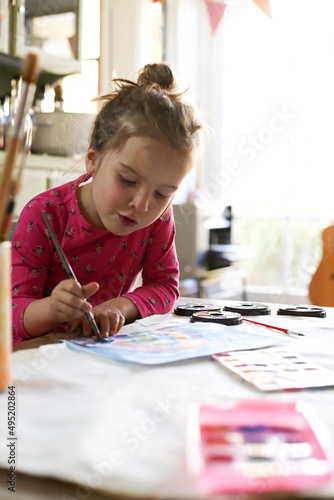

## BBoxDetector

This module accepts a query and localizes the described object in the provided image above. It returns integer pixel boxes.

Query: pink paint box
[187,399,332,495]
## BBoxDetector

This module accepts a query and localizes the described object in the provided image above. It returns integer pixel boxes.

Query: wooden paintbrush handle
[0,137,21,238]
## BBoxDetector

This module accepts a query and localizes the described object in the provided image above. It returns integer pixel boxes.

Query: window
[220,0,334,299]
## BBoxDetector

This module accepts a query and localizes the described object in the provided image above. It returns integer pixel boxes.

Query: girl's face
[79,136,192,235]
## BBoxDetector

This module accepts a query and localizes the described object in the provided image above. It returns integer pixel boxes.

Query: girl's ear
[85,146,98,174]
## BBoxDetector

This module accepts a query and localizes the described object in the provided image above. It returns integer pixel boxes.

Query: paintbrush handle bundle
[0,52,40,391]
[0,51,40,241]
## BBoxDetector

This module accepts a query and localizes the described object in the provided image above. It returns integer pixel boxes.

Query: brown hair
[89,63,202,159]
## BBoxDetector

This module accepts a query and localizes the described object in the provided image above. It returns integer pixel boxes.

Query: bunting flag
[251,0,272,19]
[205,1,227,35]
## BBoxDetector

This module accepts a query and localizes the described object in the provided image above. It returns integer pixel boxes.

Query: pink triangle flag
[251,0,272,18]
[205,0,227,35]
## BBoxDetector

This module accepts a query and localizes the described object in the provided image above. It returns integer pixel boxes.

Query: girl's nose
[129,190,149,212]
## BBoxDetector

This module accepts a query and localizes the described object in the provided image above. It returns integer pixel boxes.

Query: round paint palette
[190,311,243,326]
[174,303,222,317]
[223,303,271,316]
[277,306,326,318]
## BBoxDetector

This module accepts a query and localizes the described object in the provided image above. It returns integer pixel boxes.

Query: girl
[11,63,202,344]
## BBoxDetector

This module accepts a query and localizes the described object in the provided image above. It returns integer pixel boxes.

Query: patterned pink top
[11,178,179,344]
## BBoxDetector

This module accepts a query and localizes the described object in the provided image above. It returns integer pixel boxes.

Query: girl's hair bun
[137,63,176,90]
[90,62,202,159]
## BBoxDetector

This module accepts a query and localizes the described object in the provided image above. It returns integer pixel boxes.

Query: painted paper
[65,322,287,365]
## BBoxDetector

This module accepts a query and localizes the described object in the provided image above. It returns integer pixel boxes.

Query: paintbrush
[243,318,304,337]
[1,129,32,241]
[0,51,40,241]
[41,210,106,342]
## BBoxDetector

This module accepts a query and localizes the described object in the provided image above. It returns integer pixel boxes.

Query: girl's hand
[70,297,141,338]
[49,279,99,324]
[83,301,125,338]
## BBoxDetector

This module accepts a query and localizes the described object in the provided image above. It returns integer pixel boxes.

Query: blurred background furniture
[309,225,334,307]
[173,203,255,299]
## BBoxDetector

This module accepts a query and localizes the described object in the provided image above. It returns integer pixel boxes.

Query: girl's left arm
[72,208,178,337]
[123,207,179,318]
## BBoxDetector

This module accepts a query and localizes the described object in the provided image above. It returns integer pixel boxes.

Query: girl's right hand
[49,279,99,324]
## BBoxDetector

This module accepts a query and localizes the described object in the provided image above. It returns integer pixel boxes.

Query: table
[1,298,334,500]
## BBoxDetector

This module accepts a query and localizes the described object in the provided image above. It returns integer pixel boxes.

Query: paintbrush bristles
[21,51,40,84]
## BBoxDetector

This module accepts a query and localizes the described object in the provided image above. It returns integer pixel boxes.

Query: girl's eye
[155,191,169,200]
[119,175,136,186]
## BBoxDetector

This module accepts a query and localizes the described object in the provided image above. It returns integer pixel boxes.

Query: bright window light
[221,0,334,296]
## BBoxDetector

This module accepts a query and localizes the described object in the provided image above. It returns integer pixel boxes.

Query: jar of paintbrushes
[0,52,40,391]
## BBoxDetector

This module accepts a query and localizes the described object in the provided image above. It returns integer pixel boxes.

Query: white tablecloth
[1,301,334,499]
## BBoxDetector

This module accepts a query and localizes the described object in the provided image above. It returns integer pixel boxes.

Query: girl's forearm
[24,296,140,339]
[23,297,58,338]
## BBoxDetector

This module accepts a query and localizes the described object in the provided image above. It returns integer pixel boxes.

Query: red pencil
[243,318,304,337]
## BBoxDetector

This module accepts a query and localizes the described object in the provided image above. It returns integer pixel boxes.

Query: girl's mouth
[118,214,138,227]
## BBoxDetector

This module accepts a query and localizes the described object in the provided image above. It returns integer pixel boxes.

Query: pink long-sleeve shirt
[11,178,179,344]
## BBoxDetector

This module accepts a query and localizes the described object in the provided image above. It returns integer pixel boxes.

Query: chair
[309,225,334,306]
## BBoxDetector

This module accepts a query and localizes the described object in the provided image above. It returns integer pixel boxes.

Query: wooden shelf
[0,51,81,96]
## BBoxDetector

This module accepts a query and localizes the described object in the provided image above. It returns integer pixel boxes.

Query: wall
[165,0,225,198]
[99,0,225,204]
[100,0,160,91]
